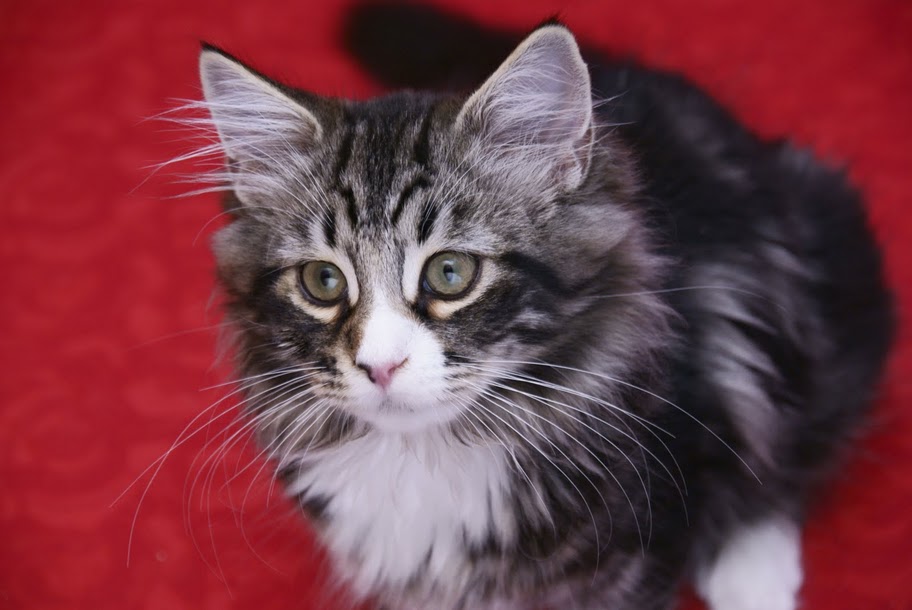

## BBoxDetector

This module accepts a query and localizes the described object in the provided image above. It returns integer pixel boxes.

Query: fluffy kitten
[194,17,893,610]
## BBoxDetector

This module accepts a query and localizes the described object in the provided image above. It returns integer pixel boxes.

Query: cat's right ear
[199,46,322,200]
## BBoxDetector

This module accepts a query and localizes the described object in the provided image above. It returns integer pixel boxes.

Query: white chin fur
[355,395,466,433]
[287,430,515,598]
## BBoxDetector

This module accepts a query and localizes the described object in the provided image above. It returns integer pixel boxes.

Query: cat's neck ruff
[287,429,516,597]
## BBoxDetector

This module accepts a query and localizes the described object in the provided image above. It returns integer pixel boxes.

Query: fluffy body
[195,11,893,610]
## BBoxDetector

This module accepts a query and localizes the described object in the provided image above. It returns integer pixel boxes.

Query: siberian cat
[193,12,893,610]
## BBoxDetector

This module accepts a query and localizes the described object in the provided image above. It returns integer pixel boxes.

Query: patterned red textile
[1,1,910,608]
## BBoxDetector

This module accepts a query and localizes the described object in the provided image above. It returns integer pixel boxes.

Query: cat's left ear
[456,25,593,193]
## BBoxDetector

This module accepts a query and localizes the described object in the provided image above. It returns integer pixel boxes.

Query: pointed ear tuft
[457,25,593,192]
[199,49,322,167]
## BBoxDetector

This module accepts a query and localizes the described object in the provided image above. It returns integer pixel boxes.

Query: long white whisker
[474,374,651,548]
[470,381,638,553]
[583,285,788,312]
[186,382,325,580]
[465,383,608,562]
[458,396,555,533]
[118,365,317,564]
[236,399,332,562]
[475,358,759,481]
[468,363,686,501]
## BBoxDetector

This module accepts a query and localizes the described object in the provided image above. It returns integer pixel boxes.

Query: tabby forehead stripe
[417,199,439,244]
[413,108,435,169]
[332,115,359,229]
[322,207,337,247]
[392,175,431,226]
[332,113,355,179]
[341,186,358,228]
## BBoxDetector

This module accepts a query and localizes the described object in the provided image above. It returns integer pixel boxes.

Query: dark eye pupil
[442,262,457,283]
[320,267,335,288]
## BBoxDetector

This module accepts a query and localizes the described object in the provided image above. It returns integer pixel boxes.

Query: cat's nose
[357,358,408,390]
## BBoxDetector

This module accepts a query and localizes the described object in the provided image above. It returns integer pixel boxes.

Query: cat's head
[200,26,662,448]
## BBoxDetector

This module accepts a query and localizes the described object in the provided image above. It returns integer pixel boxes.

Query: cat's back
[591,60,894,515]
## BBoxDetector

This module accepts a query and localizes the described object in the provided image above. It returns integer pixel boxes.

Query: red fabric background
[1,1,910,608]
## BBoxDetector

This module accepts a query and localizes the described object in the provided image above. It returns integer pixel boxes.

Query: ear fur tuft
[457,26,594,192]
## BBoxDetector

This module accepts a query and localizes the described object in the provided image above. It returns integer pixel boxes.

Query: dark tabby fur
[195,6,893,609]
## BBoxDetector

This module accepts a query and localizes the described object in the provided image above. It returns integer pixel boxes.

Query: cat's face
[201,27,649,443]
[214,104,560,434]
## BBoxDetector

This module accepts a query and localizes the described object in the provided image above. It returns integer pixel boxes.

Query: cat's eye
[299,261,348,305]
[422,251,479,299]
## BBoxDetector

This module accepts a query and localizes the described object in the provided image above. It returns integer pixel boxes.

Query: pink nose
[357,358,407,389]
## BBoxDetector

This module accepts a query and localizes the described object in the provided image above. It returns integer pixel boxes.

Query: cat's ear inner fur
[199,46,322,202]
[456,25,594,192]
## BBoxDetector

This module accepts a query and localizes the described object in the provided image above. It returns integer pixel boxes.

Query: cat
[192,9,894,610]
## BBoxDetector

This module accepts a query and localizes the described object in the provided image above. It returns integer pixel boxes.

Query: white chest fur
[287,431,515,597]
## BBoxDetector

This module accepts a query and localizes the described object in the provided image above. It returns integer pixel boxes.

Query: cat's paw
[696,518,803,610]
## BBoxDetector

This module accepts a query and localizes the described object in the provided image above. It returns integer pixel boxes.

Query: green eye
[299,261,347,305]
[423,251,479,298]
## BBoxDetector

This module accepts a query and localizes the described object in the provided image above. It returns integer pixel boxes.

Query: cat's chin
[353,400,464,434]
